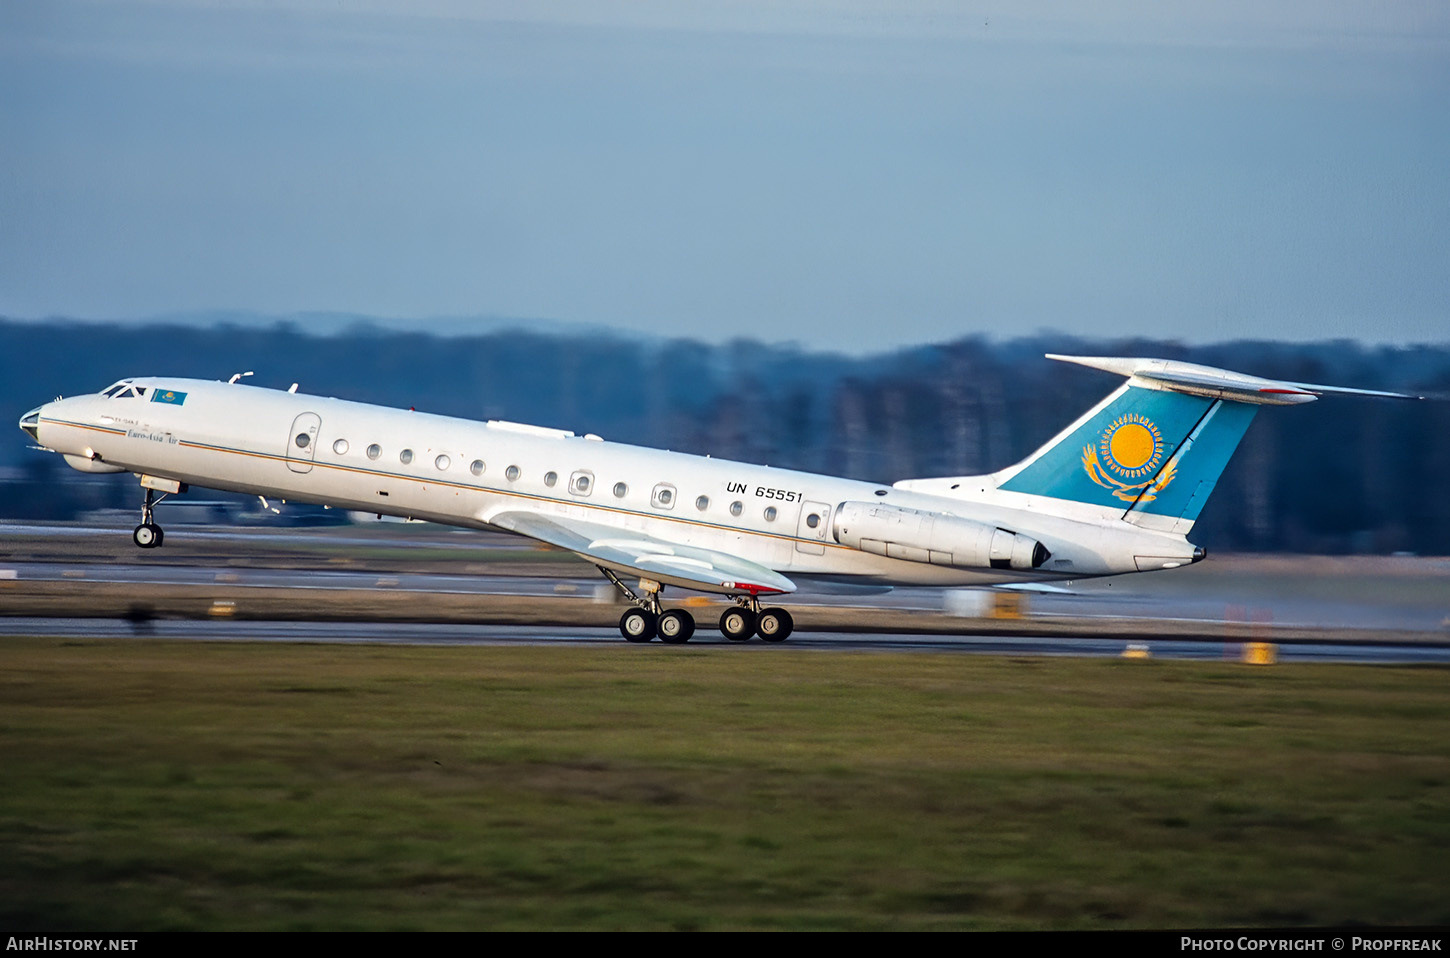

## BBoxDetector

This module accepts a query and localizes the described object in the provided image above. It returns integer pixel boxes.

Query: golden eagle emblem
[1082,413,1177,502]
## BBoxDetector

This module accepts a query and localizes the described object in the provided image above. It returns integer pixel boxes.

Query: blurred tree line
[3,318,1446,553]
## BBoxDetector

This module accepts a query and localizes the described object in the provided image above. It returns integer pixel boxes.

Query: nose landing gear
[131,479,185,549]
[133,521,163,549]
[133,487,165,549]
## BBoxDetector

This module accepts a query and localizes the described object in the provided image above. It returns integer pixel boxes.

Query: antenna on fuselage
[228,371,254,385]
[288,383,298,394]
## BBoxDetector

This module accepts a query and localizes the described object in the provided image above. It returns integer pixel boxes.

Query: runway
[7,555,1450,632]
[4,522,1448,662]
[5,615,1448,663]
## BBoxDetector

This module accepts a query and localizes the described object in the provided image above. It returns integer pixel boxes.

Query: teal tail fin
[992,355,1418,534]
[997,381,1257,530]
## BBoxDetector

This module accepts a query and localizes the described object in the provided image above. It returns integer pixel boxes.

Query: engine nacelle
[832,501,1049,571]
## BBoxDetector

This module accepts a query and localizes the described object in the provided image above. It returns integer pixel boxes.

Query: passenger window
[764,506,777,522]
[729,501,743,517]
[367,444,381,460]
[333,439,349,455]
[470,460,485,477]
[506,465,521,481]
[570,471,594,496]
[435,454,451,470]
[295,433,311,449]
[652,484,676,510]
[400,449,414,465]
[613,482,628,498]
[695,495,710,511]
[544,471,558,487]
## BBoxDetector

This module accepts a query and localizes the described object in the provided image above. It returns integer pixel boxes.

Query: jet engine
[832,501,1049,571]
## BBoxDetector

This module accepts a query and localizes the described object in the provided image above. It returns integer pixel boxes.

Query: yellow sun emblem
[1082,414,1177,502]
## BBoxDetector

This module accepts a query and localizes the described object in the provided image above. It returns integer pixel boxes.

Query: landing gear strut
[600,568,696,644]
[133,488,165,550]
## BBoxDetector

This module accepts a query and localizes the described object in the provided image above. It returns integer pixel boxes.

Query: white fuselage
[29,378,1201,590]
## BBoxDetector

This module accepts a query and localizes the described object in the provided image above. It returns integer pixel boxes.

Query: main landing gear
[601,569,696,644]
[133,487,165,549]
[618,606,696,644]
[719,597,793,643]
[599,567,793,644]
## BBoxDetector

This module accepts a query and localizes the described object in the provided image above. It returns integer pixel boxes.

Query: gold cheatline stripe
[42,418,128,437]
[176,438,849,552]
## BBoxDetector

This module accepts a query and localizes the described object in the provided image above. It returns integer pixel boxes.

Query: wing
[488,510,796,596]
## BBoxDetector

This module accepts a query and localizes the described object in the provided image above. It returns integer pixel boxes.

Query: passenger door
[286,412,322,474]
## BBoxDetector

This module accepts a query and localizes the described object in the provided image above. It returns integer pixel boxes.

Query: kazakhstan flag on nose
[151,389,187,405]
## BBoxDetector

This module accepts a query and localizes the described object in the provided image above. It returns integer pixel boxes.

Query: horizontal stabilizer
[1047,354,1422,405]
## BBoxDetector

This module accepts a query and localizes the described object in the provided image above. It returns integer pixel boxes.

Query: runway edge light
[1242,642,1278,665]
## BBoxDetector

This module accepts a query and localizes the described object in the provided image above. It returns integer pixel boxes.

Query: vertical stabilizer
[900,355,1416,534]
[997,383,1257,532]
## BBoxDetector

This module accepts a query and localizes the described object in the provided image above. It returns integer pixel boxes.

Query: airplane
[16,354,1417,643]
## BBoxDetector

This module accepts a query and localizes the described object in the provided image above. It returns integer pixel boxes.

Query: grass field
[1,637,1446,930]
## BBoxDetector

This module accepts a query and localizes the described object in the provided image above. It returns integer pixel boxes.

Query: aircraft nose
[19,406,42,442]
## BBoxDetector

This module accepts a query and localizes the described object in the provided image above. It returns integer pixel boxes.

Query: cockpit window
[101,381,145,399]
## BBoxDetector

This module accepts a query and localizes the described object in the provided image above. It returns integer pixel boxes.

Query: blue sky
[2,1,1447,351]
